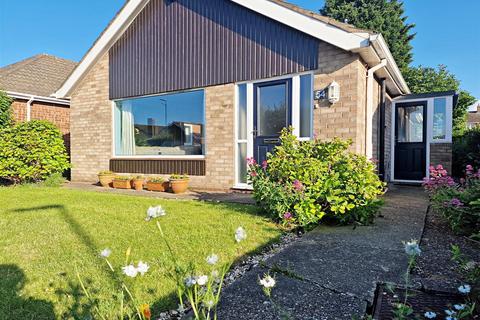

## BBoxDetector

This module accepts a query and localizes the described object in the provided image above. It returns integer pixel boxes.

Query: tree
[404,65,476,135]
[320,0,415,72]
[0,90,12,129]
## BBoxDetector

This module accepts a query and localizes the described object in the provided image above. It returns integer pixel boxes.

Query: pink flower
[246,157,256,166]
[283,212,292,220]
[262,161,268,170]
[293,180,304,192]
[250,171,258,177]
[436,164,444,171]
[450,198,464,207]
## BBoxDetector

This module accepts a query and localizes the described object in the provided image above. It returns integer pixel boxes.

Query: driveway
[217,186,429,320]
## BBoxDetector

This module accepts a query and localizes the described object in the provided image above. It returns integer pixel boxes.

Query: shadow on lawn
[0,264,56,320]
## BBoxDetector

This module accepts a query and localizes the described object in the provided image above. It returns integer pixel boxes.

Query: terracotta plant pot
[113,179,132,189]
[146,181,168,192]
[170,179,189,194]
[133,179,144,191]
[98,174,115,188]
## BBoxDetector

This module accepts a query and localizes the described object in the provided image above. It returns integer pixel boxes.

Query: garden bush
[0,90,12,129]
[452,127,480,177]
[248,128,385,226]
[424,164,480,239]
[0,120,70,183]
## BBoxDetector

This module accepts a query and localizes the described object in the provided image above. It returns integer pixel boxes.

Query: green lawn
[0,186,281,319]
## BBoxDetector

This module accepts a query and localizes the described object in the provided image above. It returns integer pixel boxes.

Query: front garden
[0,186,281,319]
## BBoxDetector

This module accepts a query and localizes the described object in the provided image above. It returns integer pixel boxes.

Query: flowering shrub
[422,164,455,193]
[425,164,480,238]
[453,127,480,177]
[248,128,385,226]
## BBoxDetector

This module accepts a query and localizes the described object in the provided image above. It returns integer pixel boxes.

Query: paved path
[217,186,429,320]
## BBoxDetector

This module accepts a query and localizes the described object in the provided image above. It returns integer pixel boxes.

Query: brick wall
[313,42,367,154]
[70,54,112,182]
[69,54,236,190]
[11,99,27,122]
[430,143,452,174]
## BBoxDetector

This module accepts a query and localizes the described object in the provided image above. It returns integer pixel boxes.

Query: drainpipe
[379,79,387,180]
[365,59,387,159]
[26,96,34,121]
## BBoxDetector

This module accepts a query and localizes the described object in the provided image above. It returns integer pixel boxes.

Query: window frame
[234,71,314,188]
[111,89,207,160]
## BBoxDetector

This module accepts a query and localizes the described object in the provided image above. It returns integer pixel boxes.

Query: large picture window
[114,90,205,156]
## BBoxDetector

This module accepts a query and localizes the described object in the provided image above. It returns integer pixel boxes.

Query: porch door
[253,79,292,164]
[394,101,427,181]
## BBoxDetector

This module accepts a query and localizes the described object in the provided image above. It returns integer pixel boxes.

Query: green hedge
[453,127,480,177]
[0,120,70,183]
[248,128,385,227]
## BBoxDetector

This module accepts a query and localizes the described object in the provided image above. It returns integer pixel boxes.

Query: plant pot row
[98,172,189,194]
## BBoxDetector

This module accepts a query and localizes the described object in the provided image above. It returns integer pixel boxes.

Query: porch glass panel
[433,98,447,140]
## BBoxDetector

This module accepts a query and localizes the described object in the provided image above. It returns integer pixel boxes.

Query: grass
[0,185,281,319]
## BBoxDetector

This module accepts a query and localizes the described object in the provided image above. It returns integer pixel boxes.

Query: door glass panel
[299,74,313,138]
[237,143,247,184]
[257,83,288,136]
[237,84,247,140]
[397,105,424,143]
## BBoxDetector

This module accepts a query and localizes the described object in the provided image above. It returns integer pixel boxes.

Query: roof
[0,54,77,97]
[269,0,374,35]
[394,90,458,101]
[54,0,410,98]
[467,101,480,113]
[394,90,460,108]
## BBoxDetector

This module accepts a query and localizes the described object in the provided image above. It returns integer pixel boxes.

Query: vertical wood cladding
[109,0,319,99]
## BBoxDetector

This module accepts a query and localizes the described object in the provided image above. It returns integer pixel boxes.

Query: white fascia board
[370,34,410,94]
[54,0,149,98]
[231,0,370,51]
[7,91,70,106]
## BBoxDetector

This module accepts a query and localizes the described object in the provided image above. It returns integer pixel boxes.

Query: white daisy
[146,206,166,221]
[122,265,138,278]
[206,254,219,265]
[235,227,247,243]
[196,275,209,286]
[458,284,471,294]
[100,248,111,258]
[259,275,276,288]
[404,240,421,256]
[136,261,149,275]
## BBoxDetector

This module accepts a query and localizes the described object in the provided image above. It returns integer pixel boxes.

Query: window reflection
[397,105,424,143]
[115,90,205,156]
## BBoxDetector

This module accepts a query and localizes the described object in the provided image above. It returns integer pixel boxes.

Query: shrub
[248,128,385,226]
[453,127,480,177]
[0,90,13,129]
[0,120,70,183]
[425,164,480,238]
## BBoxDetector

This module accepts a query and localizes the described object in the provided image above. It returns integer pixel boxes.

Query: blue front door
[253,79,292,164]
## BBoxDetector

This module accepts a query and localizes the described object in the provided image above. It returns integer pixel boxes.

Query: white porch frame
[390,95,454,183]
[234,71,314,189]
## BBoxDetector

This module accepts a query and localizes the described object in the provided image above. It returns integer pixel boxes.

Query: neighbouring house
[467,100,480,129]
[0,54,77,151]
[54,0,456,190]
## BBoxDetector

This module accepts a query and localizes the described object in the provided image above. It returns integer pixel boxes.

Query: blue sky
[0,0,478,98]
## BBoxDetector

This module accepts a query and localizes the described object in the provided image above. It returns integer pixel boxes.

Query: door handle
[252,129,258,137]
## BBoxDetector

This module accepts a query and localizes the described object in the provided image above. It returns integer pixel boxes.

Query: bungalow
[0,54,76,151]
[54,0,456,190]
